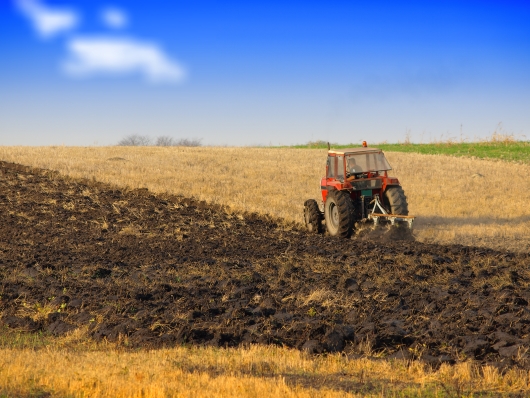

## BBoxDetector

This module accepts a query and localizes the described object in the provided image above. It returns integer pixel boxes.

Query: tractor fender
[382,177,400,193]
[321,179,344,203]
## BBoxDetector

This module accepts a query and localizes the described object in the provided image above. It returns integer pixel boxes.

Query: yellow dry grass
[2,329,530,397]
[0,145,528,252]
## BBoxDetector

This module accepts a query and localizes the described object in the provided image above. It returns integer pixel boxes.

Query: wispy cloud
[14,0,187,84]
[101,7,128,29]
[62,37,186,83]
[15,0,79,39]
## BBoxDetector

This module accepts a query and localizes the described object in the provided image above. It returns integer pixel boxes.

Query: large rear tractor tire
[324,190,355,238]
[383,186,409,215]
[304,199,323,234]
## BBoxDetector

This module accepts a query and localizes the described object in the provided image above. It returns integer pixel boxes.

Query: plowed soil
[1,161,530,369]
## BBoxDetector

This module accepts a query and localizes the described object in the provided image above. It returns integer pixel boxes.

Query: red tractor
[304,142,414,238]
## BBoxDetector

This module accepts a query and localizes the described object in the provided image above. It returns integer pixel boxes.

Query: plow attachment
[368,196,415,229]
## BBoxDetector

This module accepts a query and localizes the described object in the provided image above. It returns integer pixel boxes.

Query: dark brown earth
[1,160,530,369]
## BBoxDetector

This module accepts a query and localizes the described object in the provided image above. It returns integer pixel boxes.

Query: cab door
[321,155,334,202]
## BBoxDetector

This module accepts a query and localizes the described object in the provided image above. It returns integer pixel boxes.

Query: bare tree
[174,138,202,147]
[155,136,176,146]
[117,134,152,146]
[118,135,202,147]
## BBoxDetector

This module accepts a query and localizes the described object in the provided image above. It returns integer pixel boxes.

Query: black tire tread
[304,199,323,234]
[325,190,355,238]
[384,186,409,215]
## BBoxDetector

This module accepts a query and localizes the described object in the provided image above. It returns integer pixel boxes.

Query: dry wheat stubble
[0,145,528,252]
[4,344,530,397]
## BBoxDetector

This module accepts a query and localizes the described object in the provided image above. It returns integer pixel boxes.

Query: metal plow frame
[368,196,415,229]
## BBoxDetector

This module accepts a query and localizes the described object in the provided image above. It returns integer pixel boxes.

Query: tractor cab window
[336,155,344,181]
[326,156,335,178]
[345,152,392,174]
[326,156,345,180]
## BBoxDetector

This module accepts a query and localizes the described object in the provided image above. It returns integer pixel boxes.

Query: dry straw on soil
[2,332,530,397]
[0,145,528,252]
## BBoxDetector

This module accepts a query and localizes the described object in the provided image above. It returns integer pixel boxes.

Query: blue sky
[0,0,529,146]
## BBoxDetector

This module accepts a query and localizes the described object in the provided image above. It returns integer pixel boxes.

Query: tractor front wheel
[304,199,323,234]
[324,190,354,238]
[383,186,409,215]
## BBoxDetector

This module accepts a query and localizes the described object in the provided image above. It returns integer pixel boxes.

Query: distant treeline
[117,135,202,147]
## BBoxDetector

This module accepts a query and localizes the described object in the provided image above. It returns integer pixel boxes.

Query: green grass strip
[284,141,530,163]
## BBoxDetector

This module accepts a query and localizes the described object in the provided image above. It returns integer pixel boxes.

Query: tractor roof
[328,147,381,155]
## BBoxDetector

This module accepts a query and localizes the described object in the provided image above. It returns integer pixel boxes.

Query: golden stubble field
[2,329,530,397]
[0,145,528,253]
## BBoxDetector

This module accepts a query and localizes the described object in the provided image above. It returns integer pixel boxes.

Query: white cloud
[15,0,79,39]
[62,37,186,83]
[101,7,128,29]
[14,1,188,84]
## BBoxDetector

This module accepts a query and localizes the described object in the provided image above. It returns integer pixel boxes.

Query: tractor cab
[321,147,394,204]
[326,149,392,180]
